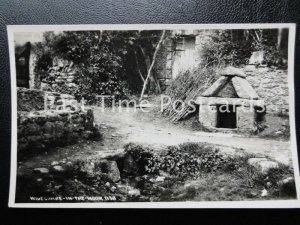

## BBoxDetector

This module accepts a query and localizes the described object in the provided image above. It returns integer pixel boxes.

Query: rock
[248,158,269,165]
[261,189,268,197]
[51,161,59,166]
[155,176,165,182]
[232,76,259,99]
[33,168,49,174]
[122,154,138,174]
[248,158,279,175]
[202,76,229,97]
[259,161,279,174]
[99,160,121,182]
[52,165,65,172]
[117,184,130,194]
[128,188,141,196]
[219,187,225,192]
[96,149,125,160]
[249,51,264,65]
[277,177,295,191]
[111,186,117,192]
[220,66,246,78]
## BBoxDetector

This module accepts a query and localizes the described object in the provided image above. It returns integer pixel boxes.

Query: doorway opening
[216,104,237,129]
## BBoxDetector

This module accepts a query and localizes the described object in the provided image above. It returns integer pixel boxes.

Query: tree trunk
[139,30,165,101]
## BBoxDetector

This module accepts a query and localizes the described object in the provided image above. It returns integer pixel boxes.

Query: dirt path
[92,106,292,166]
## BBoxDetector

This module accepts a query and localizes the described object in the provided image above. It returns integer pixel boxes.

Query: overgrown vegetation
[199,29,288,68]
[34,30,167,103]
[162,66,219,121]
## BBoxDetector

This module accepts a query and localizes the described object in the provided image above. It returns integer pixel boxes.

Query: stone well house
[195,67,266,132]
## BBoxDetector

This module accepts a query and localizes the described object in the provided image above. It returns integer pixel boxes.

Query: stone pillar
[236,106,256,131]
[29,52,40,89]
[199,104,218,128]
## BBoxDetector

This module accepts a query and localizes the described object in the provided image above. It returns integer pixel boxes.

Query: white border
[7,23,300,208]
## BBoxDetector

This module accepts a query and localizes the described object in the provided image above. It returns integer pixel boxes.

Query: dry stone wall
[17,87,78,112]
[244,67,289,113]
[41,65,78,94]
[17,88,97,154]
[18,109,94,153]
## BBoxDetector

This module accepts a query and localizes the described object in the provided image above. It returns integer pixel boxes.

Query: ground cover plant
[16,142,296,202]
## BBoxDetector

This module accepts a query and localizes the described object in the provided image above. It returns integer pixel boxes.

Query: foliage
[145,145,226,178]
[125,143,239,179]
[200,29,288,68]
[33,30,166,102]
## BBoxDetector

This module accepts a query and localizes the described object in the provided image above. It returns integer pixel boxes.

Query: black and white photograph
[7,24,300,207]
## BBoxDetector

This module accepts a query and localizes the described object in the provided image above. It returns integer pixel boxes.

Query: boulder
[51,161,59,166]
[98,160,120,182]
[248,158,279,175]
[122,154,138,174]
[117,184,141,196]
[96,149,125,160]
[249,51,264,65]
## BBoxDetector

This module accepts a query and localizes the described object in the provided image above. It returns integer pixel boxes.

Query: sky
[14,32,45,46]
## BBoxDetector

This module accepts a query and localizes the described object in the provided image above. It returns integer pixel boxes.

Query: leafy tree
[34,30,166,102]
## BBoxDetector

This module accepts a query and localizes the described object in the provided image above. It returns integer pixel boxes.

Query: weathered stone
[51,161,59,166]
[33,168,49,174]
[236,106,256,131]
[277,177,295,187]
[199,104,218,128]
[220,66,246,78]
[243,68,289,113]
[201,76,229,97]
[26,123,41,136]
[248,158,279,174]
[122,154,138,174]
[41,122,55,134]
[248,158,269,165]
[232,76,259,99]
[261,188,268,197]
[98,160,121,182]
[52,165,65,173]
[128,188,141,196]
[96,149,125,160]
[249,51,264,65]
[155,176,165,182]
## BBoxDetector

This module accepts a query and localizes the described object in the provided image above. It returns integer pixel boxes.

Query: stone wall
[17,87,77,112]
[41,64,78,93]
[244,67,289,113]
[17,88,98,154]
[17,109,95,153]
